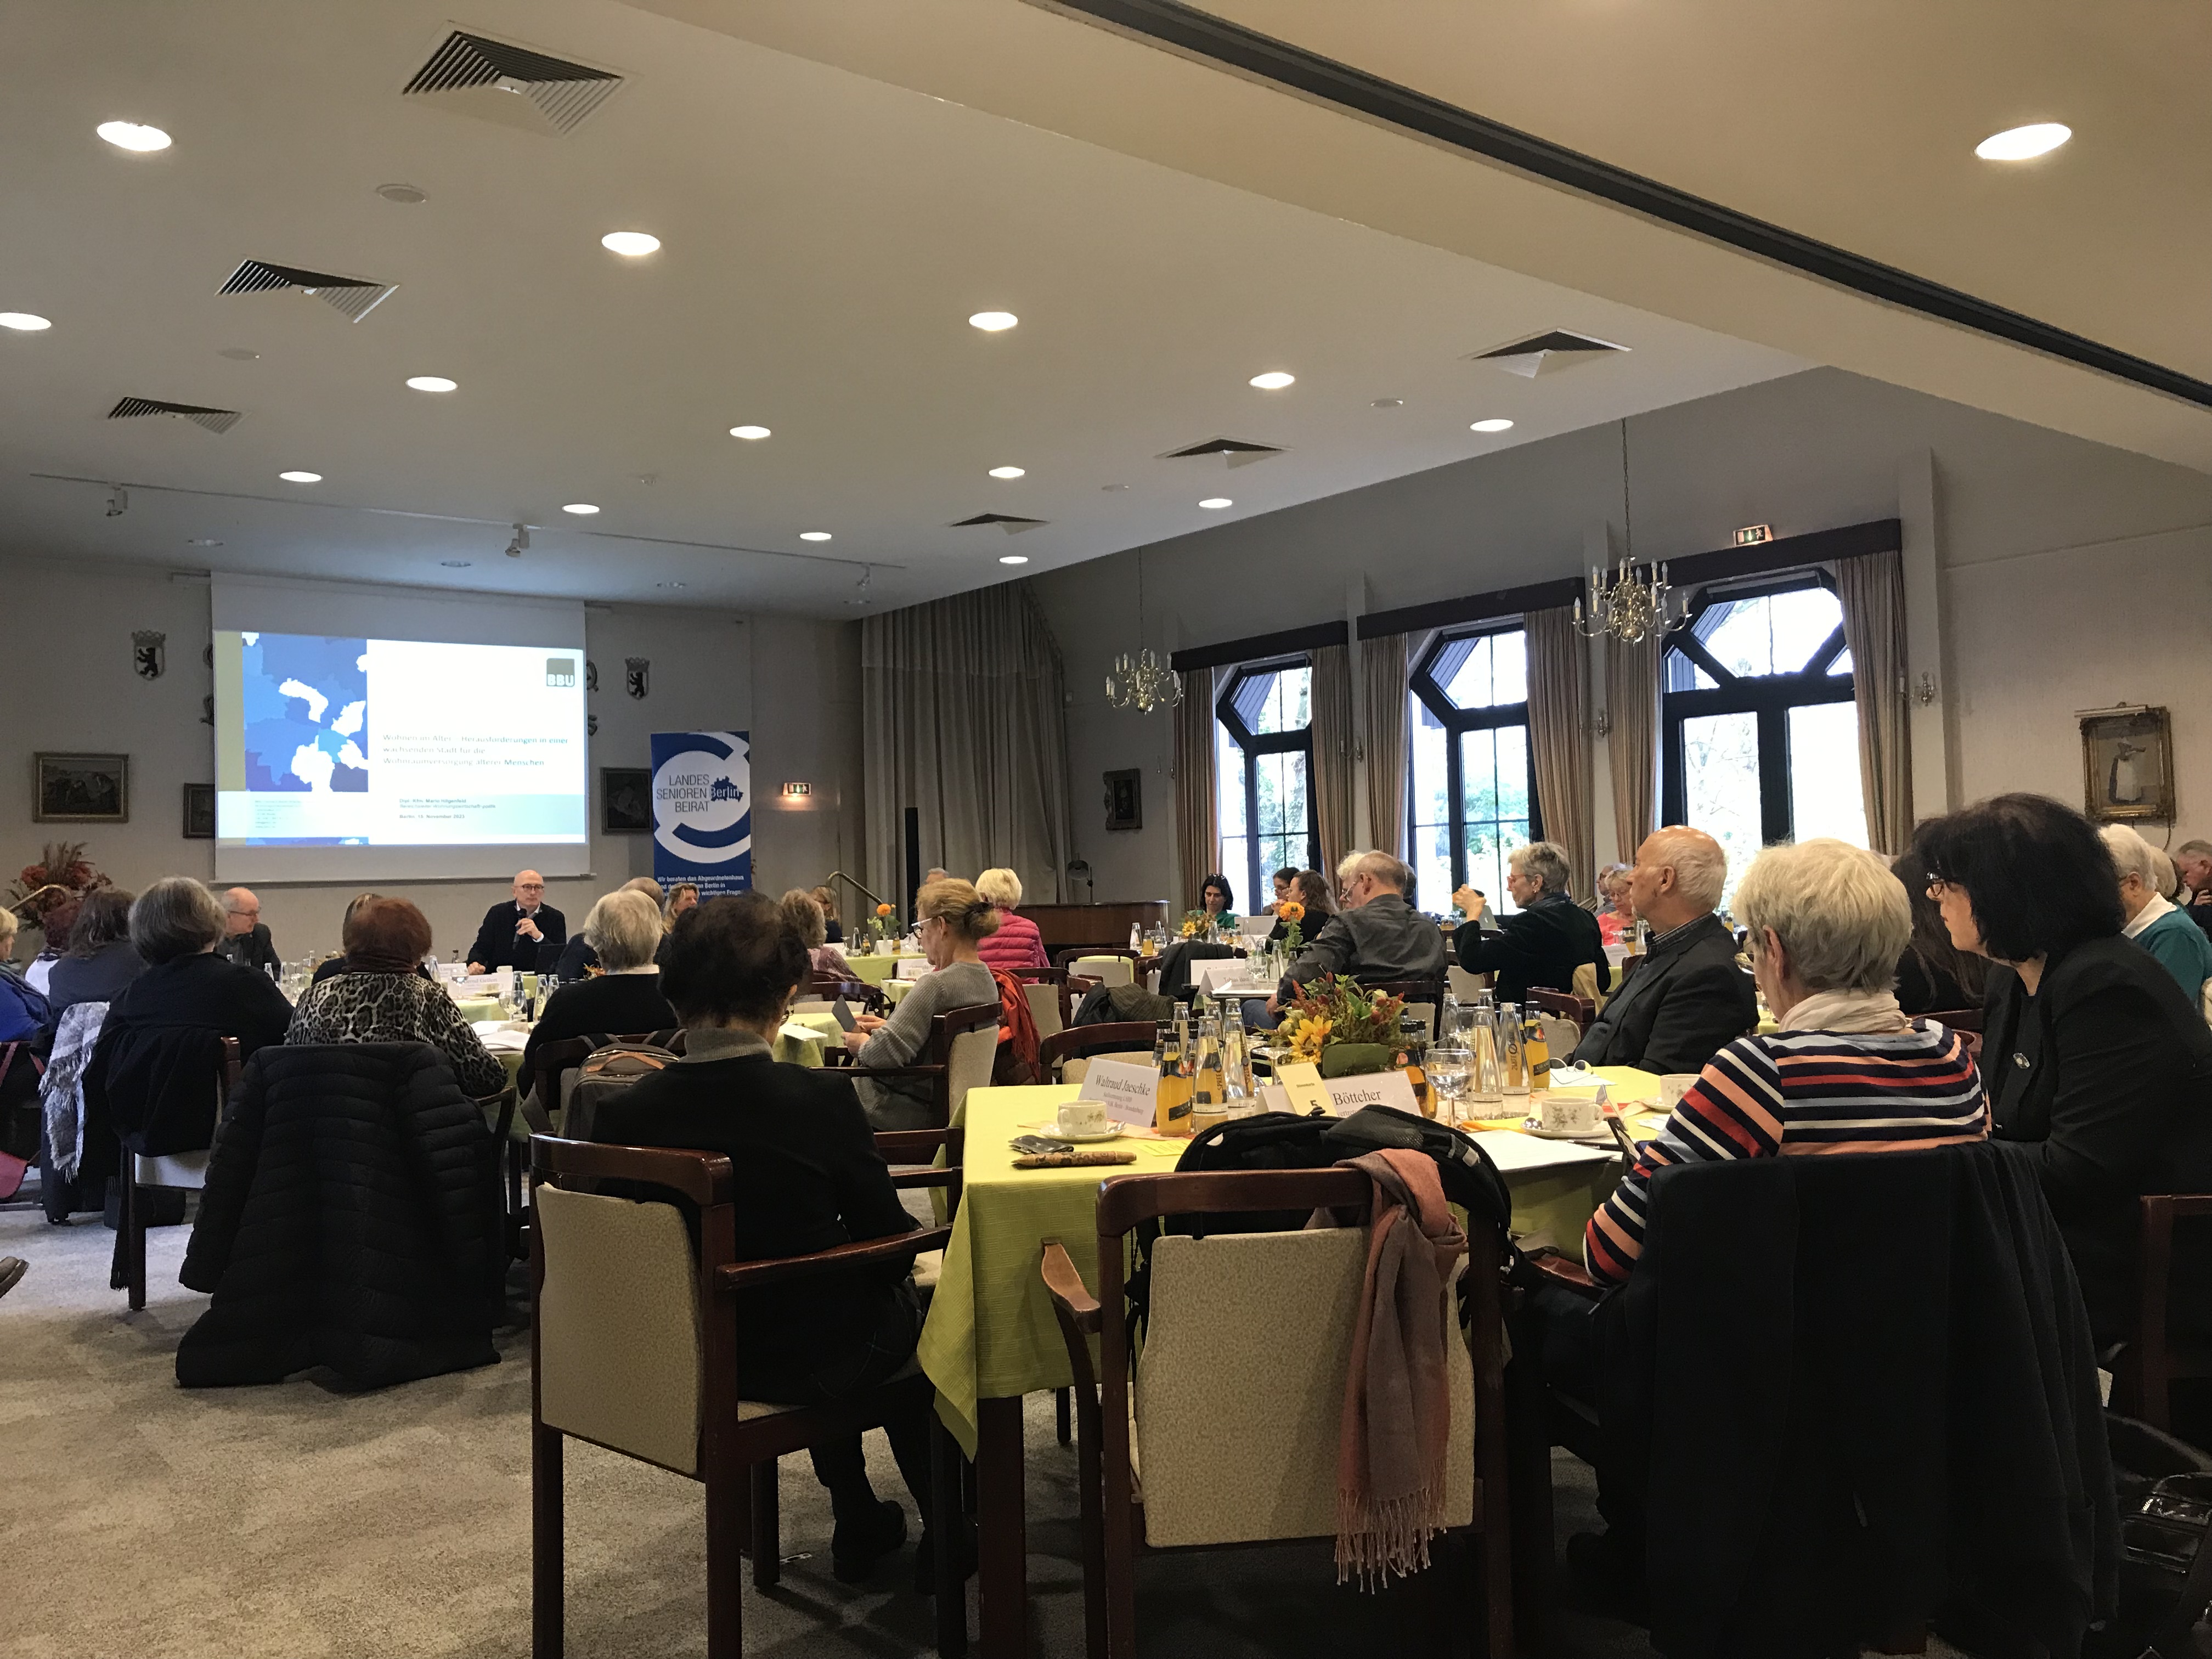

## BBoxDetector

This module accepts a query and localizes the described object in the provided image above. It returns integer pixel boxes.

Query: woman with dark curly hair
[1915,792,2212,1340]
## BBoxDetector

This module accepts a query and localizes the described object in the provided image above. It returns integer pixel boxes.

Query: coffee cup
[1057,1099,1110,1138]
[1540,1090,1602,1136]
[1658,1074,1699,1111]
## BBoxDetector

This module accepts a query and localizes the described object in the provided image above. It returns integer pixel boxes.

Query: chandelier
[1573,416,1688,646]
[1104,550,1182,713]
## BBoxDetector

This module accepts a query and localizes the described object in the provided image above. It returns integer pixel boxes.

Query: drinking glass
[1429,1045,1471,1126]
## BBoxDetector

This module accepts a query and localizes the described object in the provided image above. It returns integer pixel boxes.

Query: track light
[505,523,530,559]
[105,484,128,518]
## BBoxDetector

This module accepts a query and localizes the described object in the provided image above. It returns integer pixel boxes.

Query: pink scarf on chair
[1324,1147,1466,1587]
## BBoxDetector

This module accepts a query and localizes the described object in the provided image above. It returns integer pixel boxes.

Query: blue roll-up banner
[650,730,753,898]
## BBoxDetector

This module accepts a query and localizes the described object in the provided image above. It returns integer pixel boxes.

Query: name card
[1274,1060,1334,1117]
[1322,1069,1420,1116]
[1077,1059,1160,1128]
[894,957,928,981]
[451,969,513,997]
[778,1020,830,1047]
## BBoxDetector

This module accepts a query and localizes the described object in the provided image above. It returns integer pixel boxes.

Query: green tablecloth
[777,1008,844,1067]
[455,997,506,1023]
[843,952,924,985]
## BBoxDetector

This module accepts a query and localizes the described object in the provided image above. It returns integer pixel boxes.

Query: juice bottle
[1154,1019,1193,1136]
[1397,1014,1433,1118]
[1524,1009,1551,1091]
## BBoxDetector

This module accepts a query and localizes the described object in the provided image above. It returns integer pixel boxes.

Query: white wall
[1030,366,2212,902]
[0,554,862,962]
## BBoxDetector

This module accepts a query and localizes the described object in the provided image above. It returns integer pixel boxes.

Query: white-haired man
[1452,840,1612,1006]
[2104,824,2212,1004]
[1571,826,1758,1075]
[1268,850,1447,1012]
[2178,839,2212,943]
[217,886,281,977]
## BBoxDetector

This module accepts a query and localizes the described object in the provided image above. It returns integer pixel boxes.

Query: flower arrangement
[8,840,109,929]
[872,901,896,946]
[1277,899,1306,956]
[1276,974,1407,1077]
[1180,907,1237,941]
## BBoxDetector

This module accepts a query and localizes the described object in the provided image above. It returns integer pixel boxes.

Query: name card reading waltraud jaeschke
[1076,1059,1160,1128]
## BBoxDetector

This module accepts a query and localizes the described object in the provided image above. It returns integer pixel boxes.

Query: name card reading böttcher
[1322,1069,1419,1116]
[1077,1058,1160,1128]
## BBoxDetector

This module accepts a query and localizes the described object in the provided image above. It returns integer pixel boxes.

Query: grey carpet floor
[1,1201,1955,1657]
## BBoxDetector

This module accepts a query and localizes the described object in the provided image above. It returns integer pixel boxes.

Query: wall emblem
[625,657,651,699]
[132,630,167,679]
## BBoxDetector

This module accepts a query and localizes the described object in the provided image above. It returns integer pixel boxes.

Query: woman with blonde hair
[845,878,1002,1129]
[662,882,699,931]
[974,868,1048,970]
[812,884,844,945]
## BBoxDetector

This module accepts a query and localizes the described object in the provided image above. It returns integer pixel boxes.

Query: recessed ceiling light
[0,312,51,331]
[998,555,1029,566]
[1372,398,1403,409]
[406,375,458,392]
[376,183,427,205]
[799,531,833,541]
[218,346,259,360]
[97,120,171,153]
[440,560,472,568]
[656,581,687,589]
[277,470,322,483]
[1470,418,1515,433]
[1102,483,1129,492]
[601,230,661,257]
[968,311,1018,331]
[1199,497,1233,510]
[729,424,771,441]
[989,466,1025,480]
[561,503,600,515]
[1249,371,1295,390]
[1976,122,2070,161]
[186,538,224,548]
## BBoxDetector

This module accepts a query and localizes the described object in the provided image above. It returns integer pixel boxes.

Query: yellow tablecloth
[1461,1064,1665,1251]
[843,952,924,986]
[455,997,506,1023]
[777,1008,845,1067]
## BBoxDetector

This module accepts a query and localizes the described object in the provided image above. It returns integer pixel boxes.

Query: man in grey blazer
[1572,827,1758,1076]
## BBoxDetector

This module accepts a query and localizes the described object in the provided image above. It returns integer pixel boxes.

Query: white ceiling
[0,0,1811,616]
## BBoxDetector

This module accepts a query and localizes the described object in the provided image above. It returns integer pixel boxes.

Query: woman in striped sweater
[1584,837,1988,1287]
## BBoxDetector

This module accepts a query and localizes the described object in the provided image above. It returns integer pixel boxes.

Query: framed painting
[2081,707,2175,823]
[1104,768,1142,832]
[601,766,652,834]
[35,753,129,823]
[182,782,216,839]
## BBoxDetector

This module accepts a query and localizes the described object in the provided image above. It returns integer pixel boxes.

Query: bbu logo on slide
[544,657,577,687]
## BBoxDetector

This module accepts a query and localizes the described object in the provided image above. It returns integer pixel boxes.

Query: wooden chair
[1371,979,1449,1042]
[2109,1194,2212,1431]
[849,1002,1003,1217]
[1041,1167,1515,1659]
[508,1030,686,1259]
[1005,966,1069,1041]
[811,976,890,1015]
[529,1136,964,1658]
[1038,1023,1160,1086]
[1528,988,1598,1058]
[1057,947,1140,988]
[117,1036,241,1310]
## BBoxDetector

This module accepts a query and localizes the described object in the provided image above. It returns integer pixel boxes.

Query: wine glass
[1428,1045,1471,1126]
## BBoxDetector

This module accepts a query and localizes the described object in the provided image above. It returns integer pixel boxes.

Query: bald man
[1571,827,1758,1075]
[467,869,567,974]
[217,886,280,977]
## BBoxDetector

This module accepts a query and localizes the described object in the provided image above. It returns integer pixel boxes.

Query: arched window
[1215,658,1317,906]
[1661,573,1864,898]
[1407,625,1541,916]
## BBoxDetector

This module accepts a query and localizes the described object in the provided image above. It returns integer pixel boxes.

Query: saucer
[1520,1117,1613,1143]
[1055,1125,1125,1144]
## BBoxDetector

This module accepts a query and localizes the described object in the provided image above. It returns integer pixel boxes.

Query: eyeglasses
[1924,878,1958,901]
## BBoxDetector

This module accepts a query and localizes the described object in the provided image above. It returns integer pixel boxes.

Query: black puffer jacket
[178,1042,503,1390]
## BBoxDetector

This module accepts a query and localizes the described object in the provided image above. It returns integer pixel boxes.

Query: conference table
[921,1068,1664,1658]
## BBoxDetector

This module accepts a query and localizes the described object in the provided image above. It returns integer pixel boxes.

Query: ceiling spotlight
[1470,418,1515,433]
[440,560,472,568]
[105,486,128,518]
[376,183,428,205]
[407,375,458,392]
[1976,122,2071,161]
[998,555,1029,566]
[968,311,1018,331]
[989,466,1025,480]
[1249,371,1295,390]
[561,503,600,515]
[846,567,876,608]
[729,424,771,441]
[504,523,530,559]
[0,312,52,331]
[97,120,171,152]
[277,470,322,483]
[799,531,833,542]
[218,346,259,360]
[1199,497,1233,510]
[1102,483,1129,492]
[1372,398,1404,408]
[656,581,687,589]
[186,538,224,548]
[601,231,661,257]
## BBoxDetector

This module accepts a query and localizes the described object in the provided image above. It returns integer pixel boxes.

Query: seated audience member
[1917,793,2212,1342]
[23,895,80,998]
[551,876,664,980]
[0,909,49,1041]
[1889,848,1987,1015]
[311,892,439,985]
[1268,852,1447,1011]
[1269,868,1338,944]
[973,868,1048,971]
[2104,823,2212,1004]
[466,869,566,974]
[663,881,697,930]
[1450,840,1611,1006]
[1197,872,1235,923]
[924,867,949,885]
[1594,864,1635,948]
[44,887,143,1029]
[593,893,949,1586]
[781,888,854,981]
[811,885,843,945]
[521,891,677,1097]
[1571,827,1758,1075]
[2179,839,2212,941]
[286,898,504,1098]
[217,886,280,977]
[845,879,1001,1130]
[1266,866,1298,915]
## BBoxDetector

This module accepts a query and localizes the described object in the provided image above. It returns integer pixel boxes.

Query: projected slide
[214,631,588,848]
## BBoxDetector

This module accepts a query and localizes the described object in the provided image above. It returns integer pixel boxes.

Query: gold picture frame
[33,752,129,823]
[2080,707,2175,823]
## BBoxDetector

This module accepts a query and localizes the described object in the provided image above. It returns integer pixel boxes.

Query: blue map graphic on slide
[239,632,370,793]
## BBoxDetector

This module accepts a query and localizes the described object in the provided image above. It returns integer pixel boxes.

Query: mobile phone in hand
[832,997,857,1032]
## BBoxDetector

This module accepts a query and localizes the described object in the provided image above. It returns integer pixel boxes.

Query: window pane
[1256,751,1289,838]
[1412,821,1453,917]
[1459,723,1532,915]
[1788,703,1868,848]
[1218,834,1249,898]
[1462,729,1500,826]
[1496,724,1531,832]
[1767,586,1844,674]
[1441,635,1494,710]
[1282,749,1310,839]
[1681,711,1763,904]
[1699,597,1774,679]
[1664,647,1718,692]
[1410,693,1448,828]
[1216,723,1246,836]
[1435,628,1527,711]
[1491,630,1527,705]
[1251,666,1311,735]
[1829,647,1854,678]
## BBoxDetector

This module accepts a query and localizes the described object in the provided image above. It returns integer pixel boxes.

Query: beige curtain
[861,582,1075,906]
[1173,666,1217,911]
[1525,607,1595,900]
[1605,628,1661,865]
[1361,632,1408,859]
[1309,644,1356,873]
[1833,550,1913,854]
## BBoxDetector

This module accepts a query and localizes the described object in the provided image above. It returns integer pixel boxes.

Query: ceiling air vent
[1468,330,1629,379]
[402,30,624,137]
[1159,436,1285,469]
[951,513,1048,534]
[107,397,241,435]
[218,259,397,323]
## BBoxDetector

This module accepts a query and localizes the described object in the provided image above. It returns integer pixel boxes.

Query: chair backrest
[1024,980,1065,1042]
[1040,1022,1160,1084]
[943,1002,1003,1127]
[1371,979,1447,1042]
[1571,961,1607,1010]
[1530,987,1598,1035]
[1070,953,1134,988]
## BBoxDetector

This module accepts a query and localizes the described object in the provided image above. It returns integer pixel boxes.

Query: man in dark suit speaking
[467,869,566,973]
